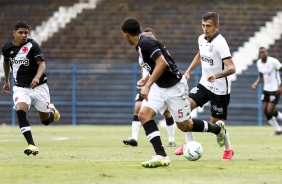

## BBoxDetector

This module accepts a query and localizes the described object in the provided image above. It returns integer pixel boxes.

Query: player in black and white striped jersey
[2,20,60,156]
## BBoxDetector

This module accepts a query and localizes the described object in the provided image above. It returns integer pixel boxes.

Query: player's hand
[184,72,190,81]
[251,83,257,90]
[276,86,282,95]
[2,82,10,94]
[140,85,150,101]
[137,78,147,89]
[207,74,216,83]
[30,77,40,89]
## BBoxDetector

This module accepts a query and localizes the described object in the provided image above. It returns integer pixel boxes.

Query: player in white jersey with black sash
[2,21,60,156]
[121,17,227,168]
[252,47,282,135]
[174,12,236,161]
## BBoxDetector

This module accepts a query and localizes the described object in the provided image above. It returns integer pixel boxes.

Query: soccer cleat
[24,144,39,156]
[123,138,138,146]
[141,155,170,168]
[174,143,185,155]
[272,131,282,136]
[166,142,176,147]
[222,149,234,161]
[49,104,60,121]
[216,120,226,147]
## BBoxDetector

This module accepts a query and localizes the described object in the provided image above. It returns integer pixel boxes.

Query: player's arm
[277,67,282,94]
[30,61,45,89]
[137,68,150,89]
[184,52,201,80]
[141,55,167,101]
[207,58,236,83]
[2,58,10,94]
[251,73,263,90]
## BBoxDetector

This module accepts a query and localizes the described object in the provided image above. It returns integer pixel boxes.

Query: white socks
[184,132,195,142]
[132,121,142,141]
[276,111,282,121]
[166,124,175,142]
[268,117,282,132]
[224,131,232,150]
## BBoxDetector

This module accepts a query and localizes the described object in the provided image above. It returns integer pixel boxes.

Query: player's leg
[174,85,208,155]
[265,102,282,135]
[123,94,143,146]
[140,84,170,168]
[163,108,176,147]
[34,84,60,125]
[13,87,38,156]
[169,80,225,155]
[208,93,233,161]
[263,91,282,135]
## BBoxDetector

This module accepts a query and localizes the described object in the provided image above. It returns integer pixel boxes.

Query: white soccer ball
[183,141,203,161]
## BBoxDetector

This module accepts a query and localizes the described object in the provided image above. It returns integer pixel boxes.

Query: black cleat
[123,138,138,147]
[272,131,282,136]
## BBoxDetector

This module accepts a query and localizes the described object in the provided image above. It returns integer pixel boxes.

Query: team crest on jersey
[14,96,18,102]
[209,44,214,52]
[22,46,29,53]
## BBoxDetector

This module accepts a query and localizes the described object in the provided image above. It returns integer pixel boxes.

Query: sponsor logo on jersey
[11,58,30,66]
[201,55,214,66]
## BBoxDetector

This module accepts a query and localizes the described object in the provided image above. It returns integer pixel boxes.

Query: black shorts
[262,90,280,104]
[189,83,230,120]
[135,92,144,102]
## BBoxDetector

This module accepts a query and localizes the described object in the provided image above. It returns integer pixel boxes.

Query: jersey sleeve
[2,43,10,59]
[31,39,45,62]
[217,38,232,60]
[273,58,282,70]
[146,39,163,61]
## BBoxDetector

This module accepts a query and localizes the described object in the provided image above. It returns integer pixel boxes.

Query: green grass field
[1,125,282,184]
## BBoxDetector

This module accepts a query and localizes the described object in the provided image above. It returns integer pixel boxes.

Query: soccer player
[251,47,282,135]
[121,17,227,168]
[123,28,180,147]
[174,12,236,161]
[2,20,60,156]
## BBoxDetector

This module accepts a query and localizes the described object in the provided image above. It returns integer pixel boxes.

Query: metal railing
[0,62,264,126]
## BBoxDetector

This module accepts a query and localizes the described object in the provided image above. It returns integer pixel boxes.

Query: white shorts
[13,83,51,113]
[141,76,191,122]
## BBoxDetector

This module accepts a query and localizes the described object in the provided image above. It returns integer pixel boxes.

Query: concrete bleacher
[0,0,78,47]
[41,0,281,63]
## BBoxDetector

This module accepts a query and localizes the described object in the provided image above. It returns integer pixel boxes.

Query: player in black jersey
[123,28,177,148]
[121,17,227,168]
[2,20,60,156]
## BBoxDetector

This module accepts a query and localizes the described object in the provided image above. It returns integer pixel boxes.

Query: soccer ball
[183,141,203,161]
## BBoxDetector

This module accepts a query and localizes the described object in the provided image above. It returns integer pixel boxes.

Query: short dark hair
[143,27,154,33]
[259,47,266,50]
[202,12,219,25]
[121,17,142,36]
[14,20,30,30]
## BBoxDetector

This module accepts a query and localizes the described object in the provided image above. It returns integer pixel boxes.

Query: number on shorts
[178,109,183,118]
